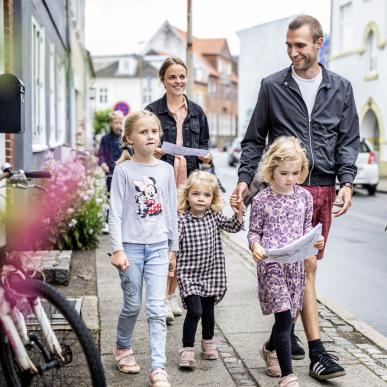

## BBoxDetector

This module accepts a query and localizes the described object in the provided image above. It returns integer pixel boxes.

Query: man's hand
[333,186,353,217]
[232,182,249,203]
[154,147,166,159]
[251,242,267,262]
[168,251,177,277]
[314,235,325,250]
[111,250,129,271]
[101,163,109,174]
[230,194,245,222]
[198,153,213,164]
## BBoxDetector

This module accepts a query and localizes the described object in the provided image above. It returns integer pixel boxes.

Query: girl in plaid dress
[247,137,324,387]
[174,171,244,369]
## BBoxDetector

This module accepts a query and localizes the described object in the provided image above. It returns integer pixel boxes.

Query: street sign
[113,101,130,116]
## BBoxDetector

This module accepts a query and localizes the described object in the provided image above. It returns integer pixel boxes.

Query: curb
[222,232,387,352]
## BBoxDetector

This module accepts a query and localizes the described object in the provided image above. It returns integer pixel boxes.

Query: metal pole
[186,0,194,99]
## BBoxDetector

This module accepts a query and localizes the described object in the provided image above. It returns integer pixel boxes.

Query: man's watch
[340,182,353,189]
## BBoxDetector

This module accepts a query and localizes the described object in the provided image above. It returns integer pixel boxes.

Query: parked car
[353,139,379,195]
[227,137,242,167]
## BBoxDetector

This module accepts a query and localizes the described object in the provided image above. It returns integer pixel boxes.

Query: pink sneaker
[259,342,281,377]
[201,339,219,360]
[279,373,299,387]
[149,368,171,387]
[113,348,140,374]
[178,347,195,368]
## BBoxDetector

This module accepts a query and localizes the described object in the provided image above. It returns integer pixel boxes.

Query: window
[339,2,352,51]
[32,17,47,151]
[48,44,56,147]
[56,58,66,145]
[99,88,108,104]
[367,32,377,72]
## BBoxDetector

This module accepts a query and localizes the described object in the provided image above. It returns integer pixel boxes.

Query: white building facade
[330,0,387,176]
[237,16,295,136]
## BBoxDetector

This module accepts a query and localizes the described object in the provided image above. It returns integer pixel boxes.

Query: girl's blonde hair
[178,171,222,214]
[258,136,309,185]
[109,109,125,123]
[116,110,163,164]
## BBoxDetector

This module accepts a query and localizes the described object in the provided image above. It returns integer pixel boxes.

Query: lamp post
[186,0,194,99]
[138,41,145,107]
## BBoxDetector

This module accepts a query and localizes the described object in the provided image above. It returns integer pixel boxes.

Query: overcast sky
[85,0,331,56]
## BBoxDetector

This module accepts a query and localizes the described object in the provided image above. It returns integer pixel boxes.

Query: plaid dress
[177,210,243,306]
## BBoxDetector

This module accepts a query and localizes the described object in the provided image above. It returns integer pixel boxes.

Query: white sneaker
[169,294,183,316]
[165,299,174,323]
[102,223,109,234]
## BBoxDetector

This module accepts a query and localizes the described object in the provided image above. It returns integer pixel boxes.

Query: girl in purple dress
[248,136,324,387]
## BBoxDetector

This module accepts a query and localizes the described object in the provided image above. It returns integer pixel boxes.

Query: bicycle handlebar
[24,171,51,179]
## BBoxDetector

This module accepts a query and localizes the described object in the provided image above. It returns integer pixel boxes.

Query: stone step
[14,250,72,285]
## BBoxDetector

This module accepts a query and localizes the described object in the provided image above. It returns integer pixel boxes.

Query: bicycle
[0,163,106,386]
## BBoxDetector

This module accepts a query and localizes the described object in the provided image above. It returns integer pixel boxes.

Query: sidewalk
[378,177,387,193]
[96,235,387,386]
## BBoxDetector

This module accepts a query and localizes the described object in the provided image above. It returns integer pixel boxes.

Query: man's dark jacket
[145,94,209,176]
[238,65,360,187]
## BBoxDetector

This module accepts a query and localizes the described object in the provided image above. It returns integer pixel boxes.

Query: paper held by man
[266,223,322,264]
[161,141,208,157]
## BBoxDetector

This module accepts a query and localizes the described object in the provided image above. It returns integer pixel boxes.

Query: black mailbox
[0,73,25,134]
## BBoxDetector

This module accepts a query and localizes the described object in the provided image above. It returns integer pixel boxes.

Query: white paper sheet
[265,223,322,263]
[161,141,209,157]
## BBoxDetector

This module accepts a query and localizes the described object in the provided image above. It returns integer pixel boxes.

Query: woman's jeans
[116,241,169,370]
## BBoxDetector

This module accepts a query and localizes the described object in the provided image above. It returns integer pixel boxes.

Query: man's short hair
[288,15,323,42]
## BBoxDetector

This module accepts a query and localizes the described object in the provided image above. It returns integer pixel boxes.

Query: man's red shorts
[302,185,336,259]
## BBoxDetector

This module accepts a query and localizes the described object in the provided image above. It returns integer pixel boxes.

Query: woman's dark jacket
[145,94,209,176]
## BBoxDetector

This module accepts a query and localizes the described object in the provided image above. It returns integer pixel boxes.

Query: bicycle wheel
[0,279,106,387]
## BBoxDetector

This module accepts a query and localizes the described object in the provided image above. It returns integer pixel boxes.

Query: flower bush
[8,152,107,250]
[38,151,107,250]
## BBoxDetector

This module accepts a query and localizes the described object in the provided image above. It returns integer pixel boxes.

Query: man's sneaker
[309,350,346,380]
[165,299,174,324]
[169,294,183,316]
[259,341,281,377]
[290,332,305,360]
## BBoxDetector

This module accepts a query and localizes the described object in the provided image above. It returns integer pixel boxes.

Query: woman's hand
[168,251,177,277]
[154,147,166,159]
[111,250,129,271]
[314,235,325,250]
[198,153,212,164]
[252,243,266,262]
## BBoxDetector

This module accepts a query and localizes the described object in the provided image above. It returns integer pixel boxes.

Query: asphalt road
[212,149,387,337]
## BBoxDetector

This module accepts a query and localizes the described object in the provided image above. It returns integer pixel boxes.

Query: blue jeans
[116,241,169,370]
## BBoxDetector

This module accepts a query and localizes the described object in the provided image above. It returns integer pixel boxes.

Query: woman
[145,56,212,322]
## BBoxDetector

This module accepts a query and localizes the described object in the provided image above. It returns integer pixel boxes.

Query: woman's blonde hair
[178,171,222,214]
[158,57,187,83]
[258,136,309,185]
[116,110,163,164]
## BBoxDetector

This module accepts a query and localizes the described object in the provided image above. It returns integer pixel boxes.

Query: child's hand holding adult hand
[314,235,325,250]
[168,251,177,276]
[230,194,245,221]
[252,243,266,262]
[111,250,129,271]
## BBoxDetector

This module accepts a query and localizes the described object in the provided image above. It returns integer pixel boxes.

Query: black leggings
[182,295,215,347]
[267,310,293,377]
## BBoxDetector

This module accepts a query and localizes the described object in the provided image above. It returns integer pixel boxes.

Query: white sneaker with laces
[169,294,182,316]
[165,299,174,323]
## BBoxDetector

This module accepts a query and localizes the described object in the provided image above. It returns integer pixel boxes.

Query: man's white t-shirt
[291,66,322,118]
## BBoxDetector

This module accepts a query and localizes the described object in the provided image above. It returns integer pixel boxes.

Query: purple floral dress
[248,185,313,317]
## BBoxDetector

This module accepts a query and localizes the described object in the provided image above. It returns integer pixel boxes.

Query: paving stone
[223,357,239,363]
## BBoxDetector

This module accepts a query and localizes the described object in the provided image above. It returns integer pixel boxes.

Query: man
[98,110,125,233]
[233,15,359,381]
